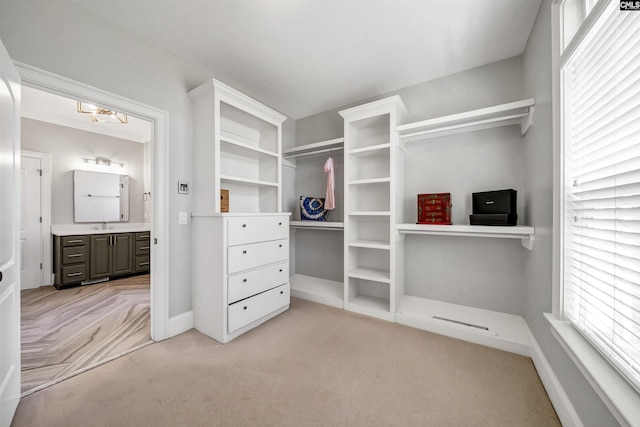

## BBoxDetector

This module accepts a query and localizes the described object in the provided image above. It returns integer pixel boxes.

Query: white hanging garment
[324,156,336,210]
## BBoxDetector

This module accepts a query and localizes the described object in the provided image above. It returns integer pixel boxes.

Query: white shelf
[397,98,535,142]
[282,137,344,158]
[220,175,279,188]
[349,211,391,217]
[349,177,391,185]
[221,136,279,159]
[397,223,535,250]
[396,295,531,356]
[345,295,392,321]
[290,274,343,309]
[349,240,390,250]
[348,267,390,283]
[348,143,391,156]
[290,221,344,231]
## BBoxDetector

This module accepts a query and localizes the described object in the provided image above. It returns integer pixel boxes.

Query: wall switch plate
[178,212,188,225]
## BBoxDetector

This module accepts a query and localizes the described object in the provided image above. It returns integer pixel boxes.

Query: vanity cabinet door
[89,233,134,279]
[111,233,133,276]
[89,234,111,279]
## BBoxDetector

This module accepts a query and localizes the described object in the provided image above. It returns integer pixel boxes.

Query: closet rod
[283,146,344,159]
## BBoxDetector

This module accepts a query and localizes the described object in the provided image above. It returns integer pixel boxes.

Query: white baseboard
[168,311,194,338]
[529,329,583,427]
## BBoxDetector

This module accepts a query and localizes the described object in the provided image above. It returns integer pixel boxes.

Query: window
[561,0,640,394]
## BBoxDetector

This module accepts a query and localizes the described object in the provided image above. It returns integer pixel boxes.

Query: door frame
[15,62,170,341]
[20,150,51,288]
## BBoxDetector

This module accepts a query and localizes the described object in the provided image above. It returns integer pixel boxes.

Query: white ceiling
[74,0,543,120]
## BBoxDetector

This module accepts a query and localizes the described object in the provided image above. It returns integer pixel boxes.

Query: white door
[0,38,22,426]
[20,155,42,290]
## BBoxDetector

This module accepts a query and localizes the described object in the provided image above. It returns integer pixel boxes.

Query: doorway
[16,63,170,392]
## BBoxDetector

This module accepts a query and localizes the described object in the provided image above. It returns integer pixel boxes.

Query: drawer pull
[67,239,83,244]
[139,246,150,250]
[243,279,247,283]
[67,272,83,277]
[279,244,282,248]
[280,291,284,295]
[67,254,83,258]
[139,262,150,266]
[242,224,247,228]
[243,250,247,254]
[279,269,283,272]
[243,306,248,310]
[279,222,282,226]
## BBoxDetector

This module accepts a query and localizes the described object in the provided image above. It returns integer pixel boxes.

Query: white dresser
[192,213,290,343]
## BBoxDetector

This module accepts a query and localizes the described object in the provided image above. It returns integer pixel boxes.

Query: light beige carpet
[12,297,560,427]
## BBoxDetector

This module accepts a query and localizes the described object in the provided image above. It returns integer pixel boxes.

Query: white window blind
[562,1,640,393]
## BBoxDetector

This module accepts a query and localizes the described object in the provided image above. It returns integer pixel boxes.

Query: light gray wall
[522,1,619,425]
[21,118,146,225]
[293,57,528,314]
[0,0,211,317]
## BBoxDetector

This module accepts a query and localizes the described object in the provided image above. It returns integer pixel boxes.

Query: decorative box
[300,196,328,221]
[469,189,517,226]
[220,189,229,213]
[417,193,452,225]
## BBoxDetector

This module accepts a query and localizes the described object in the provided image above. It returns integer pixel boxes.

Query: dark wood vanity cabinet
[89,233,134,279]
[54,231,149,289]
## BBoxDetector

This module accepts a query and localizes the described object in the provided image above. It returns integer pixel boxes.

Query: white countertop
[51,223,151,236]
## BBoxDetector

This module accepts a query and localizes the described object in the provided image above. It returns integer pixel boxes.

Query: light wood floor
[20,274,152,394]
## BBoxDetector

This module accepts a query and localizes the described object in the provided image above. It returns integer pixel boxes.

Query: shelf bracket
[521,105,535,136]
[521,234,535,251]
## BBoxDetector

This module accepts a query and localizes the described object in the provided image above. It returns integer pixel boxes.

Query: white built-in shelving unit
[285,97,537,356]
[190,79,286,214]
[393,98,536,356]
[190,79,290,344]
[340,96,407,322]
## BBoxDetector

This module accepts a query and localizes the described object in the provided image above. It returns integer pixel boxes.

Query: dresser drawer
[60,264,87,285]
[135,240,151,255]
[228,261,288,304]
[61,246,87,265]
[227,216,289,246]
[227,239,289,274]
[62,235,88,247]
[227,283,290,333]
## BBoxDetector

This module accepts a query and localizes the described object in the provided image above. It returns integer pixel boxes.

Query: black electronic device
[469,189,517,226]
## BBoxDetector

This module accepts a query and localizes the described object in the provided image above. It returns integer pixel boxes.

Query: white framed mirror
[73,170,129,222]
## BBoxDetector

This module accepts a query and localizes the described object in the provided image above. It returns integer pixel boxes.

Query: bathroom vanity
[52,224,151,289]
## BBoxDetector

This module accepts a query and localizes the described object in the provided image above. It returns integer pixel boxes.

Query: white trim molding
[546,314,640,427]
[168,311,194,337]
[15,61,171,342]
[529,327,583,427]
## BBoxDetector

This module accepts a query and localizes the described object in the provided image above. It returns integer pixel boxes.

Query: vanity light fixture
[82,157,125,169]
[77,101,128,124]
